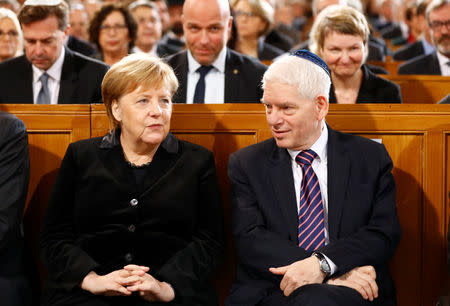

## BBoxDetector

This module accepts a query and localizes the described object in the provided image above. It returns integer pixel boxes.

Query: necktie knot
[196,65,213,77]
[296,149,317,167]
[40,72,49,86]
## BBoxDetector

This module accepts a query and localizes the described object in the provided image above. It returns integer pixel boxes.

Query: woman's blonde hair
[102,53,179,129]
[309,4,370,62]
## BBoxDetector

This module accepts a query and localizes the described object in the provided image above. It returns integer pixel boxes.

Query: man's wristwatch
[313,252,331,277]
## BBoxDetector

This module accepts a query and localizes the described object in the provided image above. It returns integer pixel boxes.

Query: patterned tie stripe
[295,149,326,251]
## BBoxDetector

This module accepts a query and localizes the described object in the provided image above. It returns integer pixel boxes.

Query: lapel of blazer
[431,52,442,74]
[171,52,188,103]
[268,141,299,242]
[224,48,240,103]
[58,48,78,104]
[326,125,350,241]
[23,58,34,103]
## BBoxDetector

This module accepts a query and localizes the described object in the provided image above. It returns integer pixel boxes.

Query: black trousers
[258,284,395,306]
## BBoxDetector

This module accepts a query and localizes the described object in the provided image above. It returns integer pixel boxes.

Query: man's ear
[316,95,329,120]
[111,100,122,123]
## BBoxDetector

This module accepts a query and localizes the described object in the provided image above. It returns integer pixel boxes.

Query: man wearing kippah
[0,0,108,104]
[226,50,401,306]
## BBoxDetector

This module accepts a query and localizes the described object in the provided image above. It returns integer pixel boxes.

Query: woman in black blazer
[309,5,401,104]
[40,54,224,306]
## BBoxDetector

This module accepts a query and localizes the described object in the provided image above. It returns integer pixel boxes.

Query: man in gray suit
[0,0,108,104]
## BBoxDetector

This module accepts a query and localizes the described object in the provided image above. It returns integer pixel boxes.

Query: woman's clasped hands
[80,264,175,302]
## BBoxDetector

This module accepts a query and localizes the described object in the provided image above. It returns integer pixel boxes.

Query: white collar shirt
[32,47,65,105]
[186,47,226,104]
[131,45,158,57]
[287,122,337,274]
[436,51,450,76]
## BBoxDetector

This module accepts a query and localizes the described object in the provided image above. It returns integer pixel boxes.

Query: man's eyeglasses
[0,30,18,38]
[99,24,128,32]
[234,10,258,18]
[429,19,450,31]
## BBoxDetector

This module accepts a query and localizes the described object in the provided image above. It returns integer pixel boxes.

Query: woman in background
[230,0,283,61]
[309,5,401,104]
[0,8,22,62]
[89,4,137,66]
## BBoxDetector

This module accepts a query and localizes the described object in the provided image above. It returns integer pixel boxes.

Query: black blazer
[398,52,441,75]
[392,40,425,61]
[40,132,224,305]
[165,48,267,103]
[329,65,402,103]
[258,40,284,61]
[0,112,31,306]
[226,125,401,305]
[66,35,96,57]
[0,47,108,104]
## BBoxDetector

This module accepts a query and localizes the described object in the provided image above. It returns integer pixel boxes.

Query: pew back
[0,103,448,306]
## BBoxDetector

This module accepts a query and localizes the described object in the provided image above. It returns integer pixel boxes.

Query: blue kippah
[290,49,331,78]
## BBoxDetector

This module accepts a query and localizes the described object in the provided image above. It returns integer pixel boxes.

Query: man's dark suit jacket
[226,125,401,305]
[165,48,267,103]
[329,65,402,103]
[0,112,31,306]
[66,35,96,57]
[0,47,108,104]
[258,40,284,61]
[398,52,441,75]
[40,131,224,305]
[392,40,425,61]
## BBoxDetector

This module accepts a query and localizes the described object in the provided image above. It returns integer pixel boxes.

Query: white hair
[262,54,331,101]
[0,7,23,58]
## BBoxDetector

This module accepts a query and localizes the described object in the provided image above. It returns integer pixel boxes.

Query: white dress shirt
[186,47,226,104]
[131,45,158,57]
[436,51,450,76]
[287,121,337,274]
[32,47,65,105]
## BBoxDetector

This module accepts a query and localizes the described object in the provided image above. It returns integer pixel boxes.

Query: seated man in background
[129,0,179,57]
[166,0,267,104]
[0,111,31,306]
[226,50,401,306]
[0,0,108,104]
[398,0,450,75]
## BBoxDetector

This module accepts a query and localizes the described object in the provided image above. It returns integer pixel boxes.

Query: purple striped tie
[296,150,325,251]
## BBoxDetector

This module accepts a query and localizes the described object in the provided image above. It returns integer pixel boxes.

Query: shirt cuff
[322,253,338,276]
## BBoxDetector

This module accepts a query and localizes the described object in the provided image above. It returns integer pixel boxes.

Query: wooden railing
[1,103,449,306]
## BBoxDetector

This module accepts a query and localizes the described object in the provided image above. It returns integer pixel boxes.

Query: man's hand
[326,266,378,301]
[269,255,325,296]
[80,270,139,296]
[124,264,175,302]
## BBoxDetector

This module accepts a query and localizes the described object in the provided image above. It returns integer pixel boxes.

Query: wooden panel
[380,75,450,104]
[3,104,450,306]
[0,104,91,288]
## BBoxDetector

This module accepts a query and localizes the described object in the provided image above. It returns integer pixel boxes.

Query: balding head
[182,0,232,65]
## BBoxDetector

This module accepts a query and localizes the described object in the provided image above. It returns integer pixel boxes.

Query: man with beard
[398,0,450,75]
[0,0,108,104]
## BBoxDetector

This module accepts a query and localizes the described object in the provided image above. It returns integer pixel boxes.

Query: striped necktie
[296,149,325,251]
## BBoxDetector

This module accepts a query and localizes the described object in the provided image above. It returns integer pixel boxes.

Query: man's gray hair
[262,55,331,101]
[426,0,449,23]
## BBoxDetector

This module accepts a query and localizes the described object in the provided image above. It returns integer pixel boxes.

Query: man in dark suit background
[0,0,108,104]
[226,50,401,306]
[165,0,267,104]
[0,112,31,306]
[398,0,450,75]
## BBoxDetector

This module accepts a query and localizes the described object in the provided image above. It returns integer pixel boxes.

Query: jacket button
[125,253,133,262]
[128,224,136,232]
[130,199,138,206]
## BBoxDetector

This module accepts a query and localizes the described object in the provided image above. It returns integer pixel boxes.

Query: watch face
[321,260,331,274]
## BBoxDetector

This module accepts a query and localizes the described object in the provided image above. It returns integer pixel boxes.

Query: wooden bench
[379,75,450,104]
[1,103,448,306]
